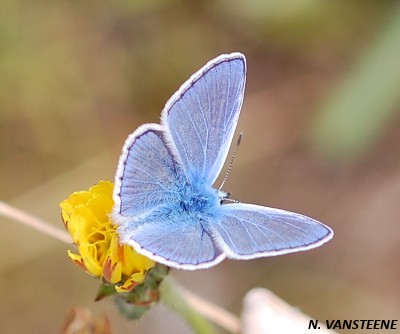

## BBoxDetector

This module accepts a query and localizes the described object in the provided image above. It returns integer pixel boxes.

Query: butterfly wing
[117,210,225,270]
[113,123,225,269]
[162,53,246,185]
[210,203,333,259]
[113,124,180,220]
[112,54,246,269]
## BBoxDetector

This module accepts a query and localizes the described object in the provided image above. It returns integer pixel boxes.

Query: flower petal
[60,180,156,292]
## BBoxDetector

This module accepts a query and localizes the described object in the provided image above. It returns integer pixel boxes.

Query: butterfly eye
[219,191,231,204]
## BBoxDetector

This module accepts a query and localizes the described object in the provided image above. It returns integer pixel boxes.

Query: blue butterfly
[112,53,333,270]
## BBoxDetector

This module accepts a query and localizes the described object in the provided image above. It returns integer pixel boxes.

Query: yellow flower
[60,181,155,292]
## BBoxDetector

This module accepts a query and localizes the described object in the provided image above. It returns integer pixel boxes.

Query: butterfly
[112,52,333,270]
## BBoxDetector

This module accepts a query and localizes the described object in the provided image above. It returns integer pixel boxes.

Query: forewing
[113,124,180,220]
[118,211,226,270]
[162,53,246,185]
[213,203,333,259]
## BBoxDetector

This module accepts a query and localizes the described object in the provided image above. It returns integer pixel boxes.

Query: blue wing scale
[113,124,180,219]
[162,53,246,185]
[212,204,333,258]
[118,210,225,270]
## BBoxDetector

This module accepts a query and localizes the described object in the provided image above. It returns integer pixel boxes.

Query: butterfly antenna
[219,132,243,191]
[223,197,241,203]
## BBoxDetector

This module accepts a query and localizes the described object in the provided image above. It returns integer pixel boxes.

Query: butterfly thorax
[176,179,221,218]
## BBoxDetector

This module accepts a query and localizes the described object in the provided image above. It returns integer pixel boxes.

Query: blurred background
[1,0,400,333]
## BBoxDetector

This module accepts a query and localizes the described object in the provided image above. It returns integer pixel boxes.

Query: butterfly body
[113,53,333,270]
[177,183,220,218]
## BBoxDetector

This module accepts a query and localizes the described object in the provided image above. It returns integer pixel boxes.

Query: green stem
[160,277,218,334]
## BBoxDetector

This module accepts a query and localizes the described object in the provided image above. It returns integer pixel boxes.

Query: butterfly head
[218,189,229,202]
